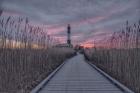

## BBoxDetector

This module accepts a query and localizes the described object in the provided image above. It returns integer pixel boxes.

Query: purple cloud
[1,0,140,45]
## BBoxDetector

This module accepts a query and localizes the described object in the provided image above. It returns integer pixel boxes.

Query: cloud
[1,0,140,45]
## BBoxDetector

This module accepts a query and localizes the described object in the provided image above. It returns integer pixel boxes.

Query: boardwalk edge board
[30,60,67,93]
[87,61,135,93]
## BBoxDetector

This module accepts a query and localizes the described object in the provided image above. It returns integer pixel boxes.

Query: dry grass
[84,21,140,93]
[0,13,77,93]
[0,48,75,93]
[0,14,76,93]
[85,48,140,93]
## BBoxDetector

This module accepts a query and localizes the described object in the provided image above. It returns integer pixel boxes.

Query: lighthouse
[55,24,72,48]
[67,24,71,46]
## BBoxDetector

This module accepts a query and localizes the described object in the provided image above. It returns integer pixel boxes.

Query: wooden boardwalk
[38,54,124,93]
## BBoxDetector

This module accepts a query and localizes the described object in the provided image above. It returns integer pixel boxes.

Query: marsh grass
[84,21,140,93]
[0,14,75,93]
[0,48,75,93]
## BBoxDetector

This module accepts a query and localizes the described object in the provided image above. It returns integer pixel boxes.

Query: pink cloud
[72,16,106,27]
[47,26,65,35]
[1,6,127,45]
[46,16,107,35]
[2,10,24,17]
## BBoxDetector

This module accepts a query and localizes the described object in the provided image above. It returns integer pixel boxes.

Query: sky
[0,0,140,47]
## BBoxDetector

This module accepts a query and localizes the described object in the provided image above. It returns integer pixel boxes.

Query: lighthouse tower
[67,24,71,46]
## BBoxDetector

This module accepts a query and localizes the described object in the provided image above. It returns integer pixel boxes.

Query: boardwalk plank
[39,54,124,93]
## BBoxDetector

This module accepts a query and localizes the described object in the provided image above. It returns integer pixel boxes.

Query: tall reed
[0,13,76,93]
[84,21,140,93]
